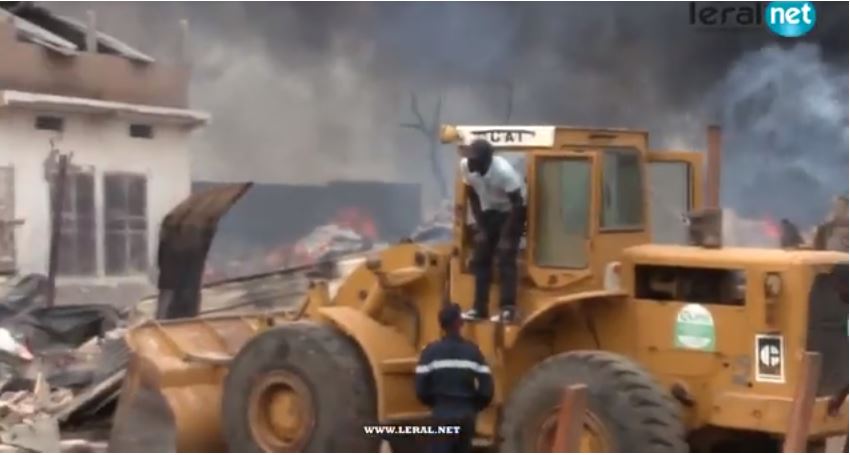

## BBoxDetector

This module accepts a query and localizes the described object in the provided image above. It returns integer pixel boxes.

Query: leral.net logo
[765,1,816,37]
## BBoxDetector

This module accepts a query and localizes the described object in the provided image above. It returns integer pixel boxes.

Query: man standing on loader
[459,138,526,323]
[415,303,494,452]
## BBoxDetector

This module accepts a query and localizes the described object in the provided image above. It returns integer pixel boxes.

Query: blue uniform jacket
[414,333,494,419]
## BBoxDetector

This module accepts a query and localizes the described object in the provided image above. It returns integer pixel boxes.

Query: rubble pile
[409,200,453,243]
[0,276,130,453]
[205,206,382,282]
[136,226,381,319]
[204,224,371,281]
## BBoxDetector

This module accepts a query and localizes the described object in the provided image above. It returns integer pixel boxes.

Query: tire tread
[500,350,688,453]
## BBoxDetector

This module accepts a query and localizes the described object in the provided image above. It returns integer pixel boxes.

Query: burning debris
[204,206,382,282]
[410,200,454,244]
[722,195,849,251]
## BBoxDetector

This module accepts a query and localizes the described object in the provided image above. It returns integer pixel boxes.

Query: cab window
[648,161,691,244]
[534,158,591,268]
[600,149,643,230]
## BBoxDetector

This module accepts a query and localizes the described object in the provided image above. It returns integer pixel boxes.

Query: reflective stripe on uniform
[415,359,491,375]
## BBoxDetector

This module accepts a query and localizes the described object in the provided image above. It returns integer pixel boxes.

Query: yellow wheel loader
[109,125,848,452]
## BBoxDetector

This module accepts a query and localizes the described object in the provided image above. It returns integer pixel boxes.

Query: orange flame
[762,216,780,240]
[333,207,378,240]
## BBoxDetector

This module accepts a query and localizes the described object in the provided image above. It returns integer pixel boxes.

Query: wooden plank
[56,370,126,422]
[551,384,588,452]
[783,351,823,452]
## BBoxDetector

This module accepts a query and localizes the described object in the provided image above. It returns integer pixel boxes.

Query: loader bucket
[109,355,177,452]
[156,182,252,320]
[108,315,270,452]
[110,182,260,452]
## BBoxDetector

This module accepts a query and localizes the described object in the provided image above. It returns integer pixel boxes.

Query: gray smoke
[44,2,848,219]
[714,44,848,225]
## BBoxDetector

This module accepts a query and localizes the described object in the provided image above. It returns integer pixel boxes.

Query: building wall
[0,21,190,108]
[0,107,193,305]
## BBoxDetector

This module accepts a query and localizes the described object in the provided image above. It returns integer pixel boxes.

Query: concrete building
[0,4,208,305]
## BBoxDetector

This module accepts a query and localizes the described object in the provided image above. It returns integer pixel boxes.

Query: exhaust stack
[706,125,723,209]
[686,125,724,248]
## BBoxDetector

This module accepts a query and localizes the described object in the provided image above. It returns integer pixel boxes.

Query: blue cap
[439,303,462,329]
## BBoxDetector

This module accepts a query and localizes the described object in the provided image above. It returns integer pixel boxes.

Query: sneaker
[495,307,517,324]
[462,309,487,321]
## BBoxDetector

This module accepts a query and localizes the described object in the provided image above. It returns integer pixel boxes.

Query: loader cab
[441,125,703,307]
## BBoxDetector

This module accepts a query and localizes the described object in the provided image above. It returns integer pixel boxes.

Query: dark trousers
[429,417,475,453]
[471,209,525,316]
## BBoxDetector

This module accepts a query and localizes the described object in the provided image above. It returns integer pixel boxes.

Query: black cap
[468,138,493,158]
[438,303,462,330]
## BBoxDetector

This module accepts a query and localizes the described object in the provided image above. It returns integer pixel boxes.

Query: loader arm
[155,182,252,319]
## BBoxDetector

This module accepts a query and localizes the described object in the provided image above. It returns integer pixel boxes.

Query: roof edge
[0,89,210,127]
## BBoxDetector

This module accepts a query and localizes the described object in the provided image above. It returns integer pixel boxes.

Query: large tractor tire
[221,322,380,452]
[500,350,688,453]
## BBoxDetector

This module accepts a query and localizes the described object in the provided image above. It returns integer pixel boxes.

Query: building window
[600,149,644,230]
[51,170,97,276]
[103,173,148,275]
[35,115,64,132]
[129,124,154,139]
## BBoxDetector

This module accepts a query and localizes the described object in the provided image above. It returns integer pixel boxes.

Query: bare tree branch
[431,95,442,135]
[400,123,425,132]
[409,92,426,129]
[401,91,448,199]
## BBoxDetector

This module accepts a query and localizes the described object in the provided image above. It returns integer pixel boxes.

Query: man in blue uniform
[415,303,494,452]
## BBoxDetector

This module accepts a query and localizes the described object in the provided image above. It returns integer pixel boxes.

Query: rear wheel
[500,350,688,452]
[221,322,380,452]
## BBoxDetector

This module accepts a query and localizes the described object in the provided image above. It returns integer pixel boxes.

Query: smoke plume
[44,2,848,223]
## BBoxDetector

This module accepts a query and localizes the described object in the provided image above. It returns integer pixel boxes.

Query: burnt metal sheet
[54,14,155,63]
[155,182,252,319]
[0,7,79,52]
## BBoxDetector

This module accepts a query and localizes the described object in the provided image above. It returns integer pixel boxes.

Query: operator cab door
[646,151,704,244]
[531,146,651,290]
[526,151,597,290]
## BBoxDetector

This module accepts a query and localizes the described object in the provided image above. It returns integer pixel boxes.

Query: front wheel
[221,322,380,452]
[500,350,688,452]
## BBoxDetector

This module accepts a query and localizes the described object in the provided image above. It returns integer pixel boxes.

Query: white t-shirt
[460,155,526,212]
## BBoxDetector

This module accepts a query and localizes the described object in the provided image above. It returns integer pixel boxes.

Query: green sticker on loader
[674,304,716,351]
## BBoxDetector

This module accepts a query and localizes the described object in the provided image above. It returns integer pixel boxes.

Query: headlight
[765,273,783,298]
[603,262,622,291]
[439,124,460,144]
